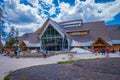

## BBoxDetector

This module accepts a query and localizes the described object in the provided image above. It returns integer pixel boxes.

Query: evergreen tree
[15,28,19,44]
[8,26,15,39]
[0,8,5,53]
[5,27,19,49]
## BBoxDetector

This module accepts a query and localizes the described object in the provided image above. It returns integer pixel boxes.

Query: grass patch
[4,76,10,80]
[58,58,100,64]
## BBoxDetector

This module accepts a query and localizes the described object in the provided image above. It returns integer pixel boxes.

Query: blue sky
[0,0,120,35]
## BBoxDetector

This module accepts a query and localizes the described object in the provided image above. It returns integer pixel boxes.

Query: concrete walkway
[0,53,120,80]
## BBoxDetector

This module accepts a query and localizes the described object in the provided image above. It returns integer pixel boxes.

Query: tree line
[0,8,19,53]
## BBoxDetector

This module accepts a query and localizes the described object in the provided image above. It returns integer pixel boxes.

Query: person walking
[17,48,21,58]
[14,50,17,57]
[7,49,11,56]
[95,47,98,55]
[101,48,105,55]
[105,47,110,57]
[42,52,47,58]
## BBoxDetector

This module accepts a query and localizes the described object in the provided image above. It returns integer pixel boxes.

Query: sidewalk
[0,53,120,80]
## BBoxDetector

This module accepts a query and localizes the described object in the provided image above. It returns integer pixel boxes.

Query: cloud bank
[2,0,120,35]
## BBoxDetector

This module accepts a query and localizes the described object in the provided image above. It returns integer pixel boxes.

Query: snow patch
[70,48,92,54]
[31,50,37,53]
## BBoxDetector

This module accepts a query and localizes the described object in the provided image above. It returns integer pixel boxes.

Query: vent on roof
[61,21,82,27]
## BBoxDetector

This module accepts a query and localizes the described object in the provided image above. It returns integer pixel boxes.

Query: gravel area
[8,57,120,80]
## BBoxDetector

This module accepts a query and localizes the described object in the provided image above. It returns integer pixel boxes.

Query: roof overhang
[92,37,110,46]
[23,40,40,47]
[111,40,120,44]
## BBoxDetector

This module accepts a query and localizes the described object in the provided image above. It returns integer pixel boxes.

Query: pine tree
[0,8,4,53]
[5,27,19,49]
[8,26,15,39]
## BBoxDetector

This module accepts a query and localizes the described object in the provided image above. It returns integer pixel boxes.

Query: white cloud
[97,0,120,21]
[56,0,120,22]
[42,0,53,4]
[48,5,56,15]
[4,0,40,24]
[10,22,44,36]
[27,0,39,7]
[3,0,120,36]
[3,0,43,36]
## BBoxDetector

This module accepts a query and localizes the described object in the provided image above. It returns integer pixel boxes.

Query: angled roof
[38,18,69,38]
[64,21,111,42]
[92,37,110,46]
[52,20,70,38]
[23,40,40,47]
[107,25,120,40]
[18,18,69,44]
[111,40,120,44]
[18,18,120,46]
[18,32,39,43]
[70,34,93,42]
[35,18,50,36]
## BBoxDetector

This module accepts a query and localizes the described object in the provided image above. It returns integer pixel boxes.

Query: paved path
[0,53,120,80]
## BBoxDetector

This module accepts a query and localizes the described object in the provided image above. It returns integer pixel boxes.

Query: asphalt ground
[8,57,120,80]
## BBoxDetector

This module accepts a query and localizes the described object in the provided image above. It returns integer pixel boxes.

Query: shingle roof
[35,18,50,36]
[18,18,120,46]
[23,40,40,47]
[107,25,120,40]
[52,20,70,38]
[64,21,111,42]
[70,34,93,42]
[36,18,70,38]
[18,18,70,44]
[18,32,39,43]
[111,40,120,44]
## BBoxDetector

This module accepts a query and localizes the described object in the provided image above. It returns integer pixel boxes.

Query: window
[41,25,63,51]
[64,38,68,49]
[68,30,88,35]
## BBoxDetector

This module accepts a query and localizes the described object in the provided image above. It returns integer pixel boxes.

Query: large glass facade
[41,24,67,51]
[63,38,68,49]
